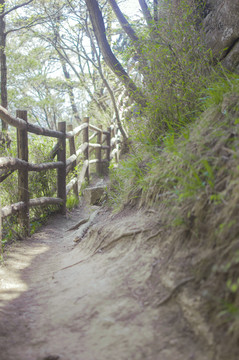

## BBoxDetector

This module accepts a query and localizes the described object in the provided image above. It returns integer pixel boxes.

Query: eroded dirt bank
[0,204,227,360]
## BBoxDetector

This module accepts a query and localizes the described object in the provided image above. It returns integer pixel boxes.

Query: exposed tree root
[145,229,163,242]
[56,228,152,273]
[156,277,194,307]
[66,217,89,231]
[93,227,152,254]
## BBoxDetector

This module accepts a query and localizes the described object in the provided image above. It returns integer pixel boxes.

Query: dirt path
[0,203,214,360]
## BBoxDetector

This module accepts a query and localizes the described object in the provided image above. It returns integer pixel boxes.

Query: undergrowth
[109,71,239,353]
[0,134,58,246]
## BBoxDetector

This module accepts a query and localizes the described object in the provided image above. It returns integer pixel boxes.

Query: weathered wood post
[0,199,2,253]
[105,126,111,175]
[57,121,66,215]
[83,117,89,182]
[96,124,103,176]
[115,126,119,164]
[16,110,29,237]
[67,124,78,198]
[112,124,116,138]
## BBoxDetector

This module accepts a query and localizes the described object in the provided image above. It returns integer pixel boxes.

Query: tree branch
[0,0,34,18]
[85,0,147,108]
[138,0,153,26]
[108,0,138,42]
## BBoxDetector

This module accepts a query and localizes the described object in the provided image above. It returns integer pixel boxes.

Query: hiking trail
[0,198,216,360]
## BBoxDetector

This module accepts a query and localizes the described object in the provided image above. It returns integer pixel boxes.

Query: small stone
[83,186,106,205]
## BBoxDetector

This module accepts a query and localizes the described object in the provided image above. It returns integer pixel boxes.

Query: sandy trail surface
[0,204,213,360]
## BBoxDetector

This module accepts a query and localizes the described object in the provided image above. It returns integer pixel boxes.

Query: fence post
[105,126,111,175]
[96,124,103,176]
[115,126,119,164]
[83,117,89,182]
[16,110,29,237]
[0,199,2,254]
[57,121,66,215]
[67,124,79,198]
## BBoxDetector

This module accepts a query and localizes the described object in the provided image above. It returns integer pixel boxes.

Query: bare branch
[0,0,34,18]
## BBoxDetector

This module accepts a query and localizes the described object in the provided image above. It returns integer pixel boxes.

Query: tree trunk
[86,26,128,140]
[0,0,8,132]
[154,0,159,23]
[85,0,147,108]
[108,0,138,42]
[138,0,153,26]
[61,61,81,124]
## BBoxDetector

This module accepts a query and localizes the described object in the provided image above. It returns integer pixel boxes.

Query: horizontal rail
[1,110,122,237]
[88,125,110,137]
[27,123,63,138]
[66,122,88,139]
[0,106,27,130]
[78,160,89,185]
[89,132,97,141]
[66,160,89,195]
[0,105,64,138]
[88,143,109,150]
[89,159,100,164]
[1,201,25,218]
[89,124,102,133]
[66,142,88,174]
[0,156,64,172]
[1,197,63,218]
[66,177,78,195]
[89,143,101,149]
[29,197,63,207]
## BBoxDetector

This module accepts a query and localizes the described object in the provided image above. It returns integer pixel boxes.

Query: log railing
[0,106,121,238]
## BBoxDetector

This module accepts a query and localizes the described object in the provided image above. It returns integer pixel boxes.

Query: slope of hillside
[109,87,239,358]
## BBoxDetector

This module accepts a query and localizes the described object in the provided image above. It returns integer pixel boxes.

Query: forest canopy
[0,0,212,137]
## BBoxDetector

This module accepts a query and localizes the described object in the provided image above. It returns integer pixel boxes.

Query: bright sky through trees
[119,0,140,18]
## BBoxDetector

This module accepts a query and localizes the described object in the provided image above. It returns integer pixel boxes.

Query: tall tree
[85,0,147,108]
[0,0,34,132]
[0,0,8,132]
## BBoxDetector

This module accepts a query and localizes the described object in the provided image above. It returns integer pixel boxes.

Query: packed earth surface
[0,196,234,360]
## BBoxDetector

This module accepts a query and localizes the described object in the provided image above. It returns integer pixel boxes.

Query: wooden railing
[0,106,121,237]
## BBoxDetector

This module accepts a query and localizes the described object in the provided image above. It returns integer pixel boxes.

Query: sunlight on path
[0,243,49,303]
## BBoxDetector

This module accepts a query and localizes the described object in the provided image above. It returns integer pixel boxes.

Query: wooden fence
[0,106,121,238]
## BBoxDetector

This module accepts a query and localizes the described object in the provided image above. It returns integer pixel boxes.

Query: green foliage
[28,135,56,197]
[1,134,58,244]
[202,70,239,108]
[109,70,239,347]
[66,194,79,210]
[128,0,214,142]
[0,132,19,206]
[109,151,149,209]
[112,68,239,209]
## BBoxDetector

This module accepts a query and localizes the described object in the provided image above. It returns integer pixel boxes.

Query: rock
[83,186,106,205]
[172,0,239,72]
[221,40,239,73]
[202,0,239,72]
